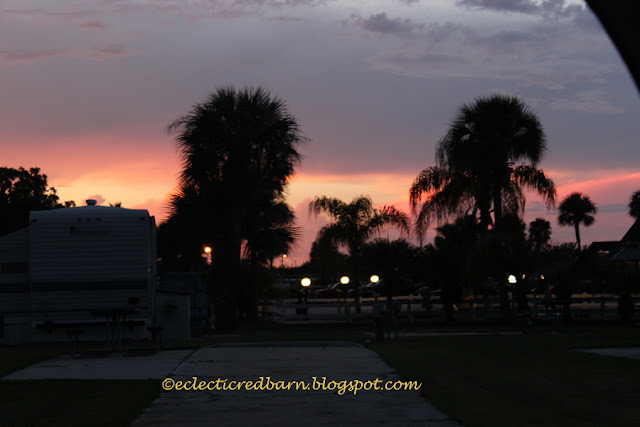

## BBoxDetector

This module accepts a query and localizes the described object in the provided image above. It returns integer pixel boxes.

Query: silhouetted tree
[628,190,640,219]
[0,167,75,237]
[528,218,552,252]
[309,195,409,310]
[167,86,306,331]
[308,233,347,286]
[430,215,480,322]
[360,238,420,306]
[558,192,597,251]
[410,94,555,238]
[241,193,300,319]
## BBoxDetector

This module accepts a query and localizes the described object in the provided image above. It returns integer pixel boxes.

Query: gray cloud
[349,12,424,38]
[88,44,129,61]
[370,49,470,73]
[0,48,71,65]
[548,89,625,115]
[0,7,91,19]
[598,203,628,214]
[110,0,328,20]
[456,0,540,14]
[456,0,601,34]
[349,1,618,116]
[266,15,305,22]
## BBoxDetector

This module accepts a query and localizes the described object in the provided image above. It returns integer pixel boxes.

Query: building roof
[621,218,640,243]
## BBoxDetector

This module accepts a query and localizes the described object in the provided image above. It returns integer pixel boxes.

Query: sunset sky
[2,0,640,265]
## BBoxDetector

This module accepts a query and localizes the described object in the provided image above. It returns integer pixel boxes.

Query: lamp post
[203,246,212,264]
[301,277,311,304]
[370,275,380,302]
[280,254,287,268]
[507,274,517,312]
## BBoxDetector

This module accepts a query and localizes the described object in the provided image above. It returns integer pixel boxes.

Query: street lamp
[340,276,349,285]
[508,275,517,284]
[300,277,311,305]
[203,246,212,264]
[281,254,287,268]
[370,275,379,283]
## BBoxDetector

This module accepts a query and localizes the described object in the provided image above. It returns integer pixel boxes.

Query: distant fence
[260,294,640,323]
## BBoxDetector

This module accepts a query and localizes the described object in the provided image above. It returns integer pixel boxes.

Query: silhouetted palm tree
[528,218,552,252]
[558,192,597,250]
[411,95,555,238]
[167,86,306,331]
[309,195,409,309]
[361,238,420,306]
[629,190,640,219]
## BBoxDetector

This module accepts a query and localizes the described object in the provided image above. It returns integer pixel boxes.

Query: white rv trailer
[0,200,158,344]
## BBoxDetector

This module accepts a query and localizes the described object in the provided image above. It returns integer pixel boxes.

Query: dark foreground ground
[1,318,639,426]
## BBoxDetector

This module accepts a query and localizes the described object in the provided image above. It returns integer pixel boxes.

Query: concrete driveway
[132,342,459,426]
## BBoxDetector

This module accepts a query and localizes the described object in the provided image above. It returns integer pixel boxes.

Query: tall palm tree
[629,190,640,219]
[309,195,409,308]
[558,192,597,250]
[167,86,306,331]
[411,95,556,238]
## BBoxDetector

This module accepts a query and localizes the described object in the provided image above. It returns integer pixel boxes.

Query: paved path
[132,342,459,426]
[577,347,640,360]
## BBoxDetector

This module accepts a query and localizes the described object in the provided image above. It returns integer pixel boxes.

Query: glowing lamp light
[340,276,350,285]
[203,246,212,254]
[507,275,517,284]
[301,278,311,287]
[540,275,545,280]
[370,275,379,283]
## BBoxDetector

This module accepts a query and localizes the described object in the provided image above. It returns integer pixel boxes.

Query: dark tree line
[0,167,75,238]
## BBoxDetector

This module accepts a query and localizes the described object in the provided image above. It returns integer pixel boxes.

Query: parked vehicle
[315,282,351,298]
[304,285,325,298]
[353,281,384,297]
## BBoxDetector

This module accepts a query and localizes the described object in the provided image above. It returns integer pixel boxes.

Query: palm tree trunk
[574,224,582,251]
[245,258,260,321]
[477,194,492,233]
[493,190,503,233]
[352,252,361,314]
[213,216,241,332]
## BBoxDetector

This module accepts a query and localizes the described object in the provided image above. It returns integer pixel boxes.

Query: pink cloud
[0,48,71,65]
[554,171,640,203]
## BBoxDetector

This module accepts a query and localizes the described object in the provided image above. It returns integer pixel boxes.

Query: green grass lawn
[0,380,160,427]
[1,320,638,426]
[370,324,640,427]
